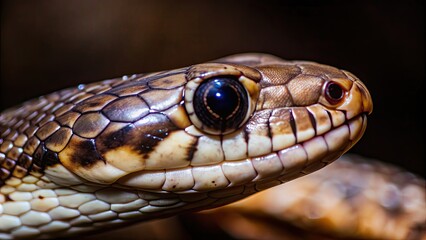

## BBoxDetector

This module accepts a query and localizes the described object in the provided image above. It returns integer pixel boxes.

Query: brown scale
[0,69,190,186]
[0,77,122,184]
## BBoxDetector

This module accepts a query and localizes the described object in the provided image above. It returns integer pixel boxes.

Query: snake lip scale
[116,114,368,193]
[0,53,373,239]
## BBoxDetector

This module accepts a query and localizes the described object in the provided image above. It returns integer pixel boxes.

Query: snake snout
[332,75,373,120]
[356,80,373,115]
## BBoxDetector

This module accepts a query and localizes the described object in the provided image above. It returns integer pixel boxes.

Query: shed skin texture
[0,53,372,239]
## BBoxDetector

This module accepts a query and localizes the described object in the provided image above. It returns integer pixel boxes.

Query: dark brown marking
[99,123,134,150]
[33,143,61,170]
[266,111,273,152]
[32,145,45,168]
[4,194,12,201]
[67,138,104,167]
[308,110,317,136]
[185,137,198,162]
[289,109,298,142]
[1,158,16,170]
[96,113,178,158]
[42,148,61,167]
[0,168,10,180]
[325,110,333,128]
[17,153,33,169]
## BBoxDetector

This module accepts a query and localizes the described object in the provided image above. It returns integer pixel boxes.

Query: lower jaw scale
[116,114,367,194]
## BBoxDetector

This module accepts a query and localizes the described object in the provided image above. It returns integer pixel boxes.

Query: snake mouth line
[115,114,367,193]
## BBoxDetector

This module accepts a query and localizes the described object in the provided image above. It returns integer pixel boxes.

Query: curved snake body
[199,154,425,240]
[0,53,372,239]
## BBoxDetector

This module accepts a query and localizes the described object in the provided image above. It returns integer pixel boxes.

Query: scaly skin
[199,154,425,240]
[0,53,372,239]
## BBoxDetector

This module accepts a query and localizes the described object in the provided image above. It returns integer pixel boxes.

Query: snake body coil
[0,53,372,239]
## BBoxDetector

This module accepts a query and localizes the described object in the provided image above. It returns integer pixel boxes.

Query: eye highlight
[190,76,249,134]
[325,81,345,104]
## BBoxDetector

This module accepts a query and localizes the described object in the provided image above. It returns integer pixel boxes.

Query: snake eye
[325,81,344,104]
[192,76,249,134]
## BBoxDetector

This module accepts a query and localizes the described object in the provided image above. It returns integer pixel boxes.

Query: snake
[197,154,426,240]
[0,53,372,239]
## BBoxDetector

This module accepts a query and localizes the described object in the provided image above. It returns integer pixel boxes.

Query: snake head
[29,53,372,197]
[0,53,373,237]
[104,54,371,192]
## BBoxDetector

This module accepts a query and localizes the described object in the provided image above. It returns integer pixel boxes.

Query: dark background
[1,1,424,177]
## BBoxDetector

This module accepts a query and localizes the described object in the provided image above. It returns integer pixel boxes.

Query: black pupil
[205,79,239,119]
[193,76,248,133]
[327,82,343,100]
